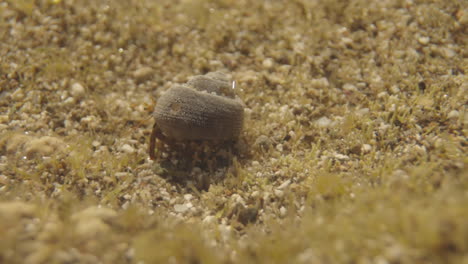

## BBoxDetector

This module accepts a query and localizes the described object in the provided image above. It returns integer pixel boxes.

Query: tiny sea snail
[149,72,244,160]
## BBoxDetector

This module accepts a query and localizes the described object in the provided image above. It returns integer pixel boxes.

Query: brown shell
[153,81,244,141]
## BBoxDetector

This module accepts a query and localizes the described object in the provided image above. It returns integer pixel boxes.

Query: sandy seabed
[0,0,467,263]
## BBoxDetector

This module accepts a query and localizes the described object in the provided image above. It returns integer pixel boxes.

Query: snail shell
[186,72,237,98]
[153,72,244,141]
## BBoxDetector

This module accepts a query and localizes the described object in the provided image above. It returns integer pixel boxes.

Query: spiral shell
[153,72,244,141]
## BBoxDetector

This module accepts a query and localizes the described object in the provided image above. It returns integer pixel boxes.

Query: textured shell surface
[187,72,237,98]
[154,72,244,141]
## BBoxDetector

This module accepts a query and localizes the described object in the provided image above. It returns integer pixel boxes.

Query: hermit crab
[149,72,244,160]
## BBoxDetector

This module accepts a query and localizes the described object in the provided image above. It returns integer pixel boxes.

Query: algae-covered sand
[0,0,467,263]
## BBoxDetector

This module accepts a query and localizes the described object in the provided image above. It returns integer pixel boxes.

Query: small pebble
[174,204,188,213]
[362,144,372,153]
[275,144,284,152]
[440,47,456,58]
[310,78,329,89]
[274,189,284,198]
[184,194,193,201]
[356,108,369,116]
[133,67,153,83]
[262,58,274,69]
[316,117,332,128]
[115,172,130,178]
[447,110,459,119]
[279,206,287,217]
[377,91,388,98]
[390,85,400,94]
[343,83,357,91]
[278,179,291,190]
[63,97,75,105]
[70,82,85,98]
[120,144,135,154]
[334,153,349,160]
[418,36,430,45]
